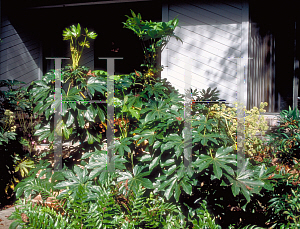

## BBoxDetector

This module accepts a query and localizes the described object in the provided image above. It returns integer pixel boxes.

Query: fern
[124,183,185,228]
[184,200,222,229]
[8,198,73,229]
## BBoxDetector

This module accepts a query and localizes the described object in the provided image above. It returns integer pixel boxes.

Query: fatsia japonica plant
[11,154,190,228]
[26,68,107,162]
[123,9,183,81]
[10,16,284,228]
[24,24,107,164]
[62,23,98,71]
[101,82,277,227]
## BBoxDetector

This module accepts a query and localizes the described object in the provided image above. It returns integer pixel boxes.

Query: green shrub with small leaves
[209,102,269,157]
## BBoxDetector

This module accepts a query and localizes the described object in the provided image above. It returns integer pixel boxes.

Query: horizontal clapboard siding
[0,14,42,89]
[162,0,243,104]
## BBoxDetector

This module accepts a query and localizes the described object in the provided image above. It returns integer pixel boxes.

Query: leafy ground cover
[2,11,300,229]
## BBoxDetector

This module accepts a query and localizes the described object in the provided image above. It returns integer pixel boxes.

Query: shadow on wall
[0,7,42,89]
[164,0,244,105]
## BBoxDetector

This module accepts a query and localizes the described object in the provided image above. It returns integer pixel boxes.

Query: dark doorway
[249,0,300,112]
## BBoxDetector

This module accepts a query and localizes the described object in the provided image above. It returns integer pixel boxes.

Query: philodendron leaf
[132,129,157,146]
[192,146,236,179]
[224,159,265,203]
[84,105,96,122]
[34,124,52,142]
[86,150,127,182]
[139,154,152,162]
[66,112,74,127]
[87,77,107,95]
[15,159,35,178]
[149,155,161,170]
[107,138,131,157]
[117,165,153,196]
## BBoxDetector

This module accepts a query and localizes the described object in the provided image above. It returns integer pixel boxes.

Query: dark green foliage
[0,80,36,208]
[9,15,300,229]
[267,106,300,164]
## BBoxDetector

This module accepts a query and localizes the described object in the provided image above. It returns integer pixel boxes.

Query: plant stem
[131,149,134,171]
[67,81,72,97]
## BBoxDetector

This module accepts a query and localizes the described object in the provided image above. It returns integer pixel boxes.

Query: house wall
[161,0,248,106]
[0,10,42,89]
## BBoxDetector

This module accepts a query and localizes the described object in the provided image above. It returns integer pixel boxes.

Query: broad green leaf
[193,146,236,179]
[160,159,175,167]
[85,106,95,122]
[180,178,192,195]
[55,120,63,136]
[164,177,177,200]
[149,155,160,170]
[107,138,131,157]
[224,159,265,203]
[34,124,51,142]
[77,110,85,128]
[86,131,94,144]
[139,154,152,162]
[117,165,153,196]
[87,77,107,95]
[141,100,170,123]
[97,106,106,122]
[33,101,45,114]
[128,107,140,120]
[66,112,74,127]
[192,115,216,133]
[174,182,181,202]
[132,129,157,146]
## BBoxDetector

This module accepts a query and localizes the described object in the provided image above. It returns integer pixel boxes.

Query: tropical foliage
[5,12,300,229]
[0,80,37,208]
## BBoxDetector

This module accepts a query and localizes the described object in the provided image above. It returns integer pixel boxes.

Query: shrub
[0,80,36,208]
[9,14,286,229]
[208,102,269,157]
[266,106,300,165]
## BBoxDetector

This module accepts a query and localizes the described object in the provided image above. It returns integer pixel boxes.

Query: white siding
[162,0,246,104]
